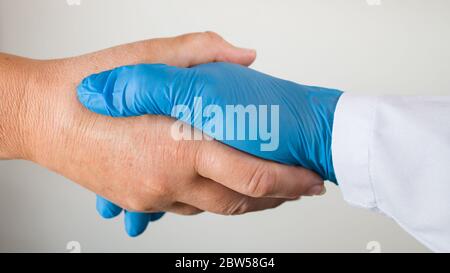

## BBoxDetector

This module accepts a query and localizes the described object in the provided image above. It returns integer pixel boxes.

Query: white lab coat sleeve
[332,93,450,252]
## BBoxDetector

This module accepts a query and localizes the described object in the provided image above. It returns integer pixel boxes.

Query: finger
[96,195,123,219]
[150,212,166,221]
[164,202,203,216]
[175,31,256,67]
[124,211,152,237]
[195,141,324,199]
[123,211,167,237]
[77,63,181,117]
[124,199,201,216]
[177,177,287,215]
[72,31,256,79]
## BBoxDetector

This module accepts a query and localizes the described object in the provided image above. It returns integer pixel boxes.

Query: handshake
[1,32,341,237]
[77,32,342,236]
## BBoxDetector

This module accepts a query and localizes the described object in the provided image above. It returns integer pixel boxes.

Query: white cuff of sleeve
[332,93,380,211]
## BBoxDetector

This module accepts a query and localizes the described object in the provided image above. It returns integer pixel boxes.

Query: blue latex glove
[78,62,342,235]
[96,195,164,237]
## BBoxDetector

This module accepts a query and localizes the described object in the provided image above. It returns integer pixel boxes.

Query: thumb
[77,63,185,117]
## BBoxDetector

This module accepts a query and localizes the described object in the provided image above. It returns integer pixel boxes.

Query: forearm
[0,53,36,159]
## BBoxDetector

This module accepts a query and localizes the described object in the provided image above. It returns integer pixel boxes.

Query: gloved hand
[78,62,342,236]
[96,195,164,237]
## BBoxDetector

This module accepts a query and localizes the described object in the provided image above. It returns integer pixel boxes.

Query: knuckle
[179,31,225,64]
[125,178,171,212]
[202,31,222,43]
[148,178,171,200]
[245,164,276,197]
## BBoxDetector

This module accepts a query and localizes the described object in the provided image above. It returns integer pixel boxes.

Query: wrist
[299,85,343,184]
[20,59,79,166]
[0,55,76,165]
[320,89,343,184]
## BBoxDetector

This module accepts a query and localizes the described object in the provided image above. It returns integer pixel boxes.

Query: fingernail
[306,185,325,196]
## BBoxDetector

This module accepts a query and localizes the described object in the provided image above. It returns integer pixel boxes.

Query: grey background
[1,0,449,252]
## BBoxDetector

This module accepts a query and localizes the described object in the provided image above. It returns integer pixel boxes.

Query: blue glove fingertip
[124,211,151,237]
[96,195,123,219]
[150,212,165,221]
